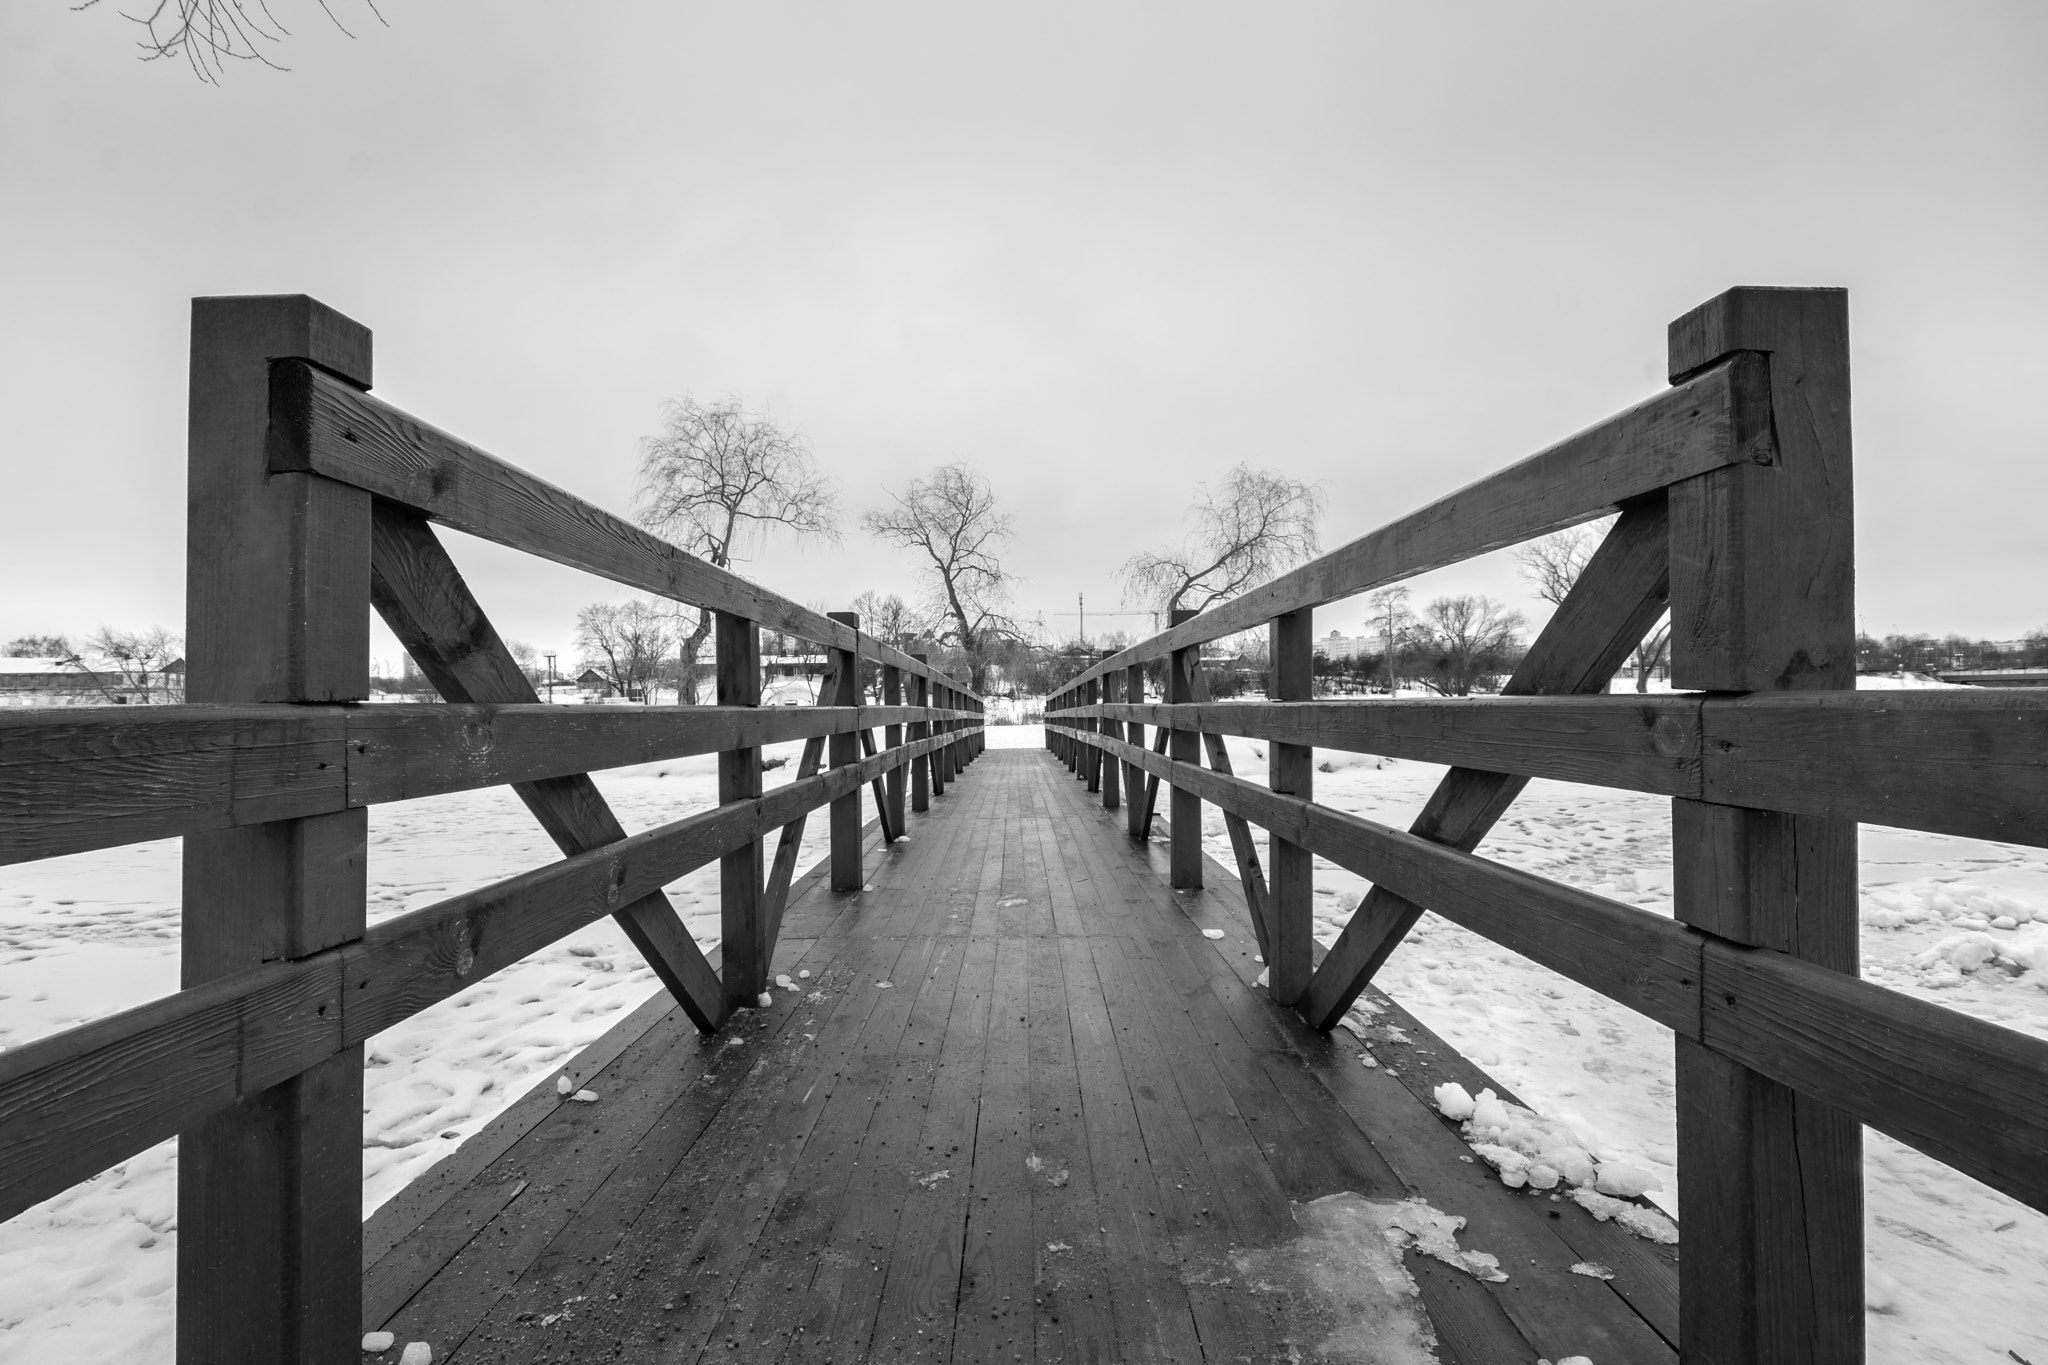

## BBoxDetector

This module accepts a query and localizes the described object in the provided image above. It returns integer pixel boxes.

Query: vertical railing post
[827,611,863,891]
[932,679,949,797]
[1167,607,1202,890]
[1666,287,1861,1365]
[718,611,766,1006]
[1269,610,1314,1006]
[180,295,372,1363]
[883,662,905,835]
[911,653,931,812]
[1123,662,1147,839]
[1083,674,1100,791]
[1100,654,1121,811]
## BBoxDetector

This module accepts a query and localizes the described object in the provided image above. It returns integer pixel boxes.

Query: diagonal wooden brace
[367,504,728,1033]
[759,656,840,955]
[1298,497,1675,1031]
[1136,723,1170,838]
[855,728,900,843]
[1189,660,1275,962]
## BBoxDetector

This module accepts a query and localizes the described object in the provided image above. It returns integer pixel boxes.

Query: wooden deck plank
[377,749,1683,1364]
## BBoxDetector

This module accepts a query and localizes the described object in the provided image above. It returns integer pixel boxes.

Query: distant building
[1314,630,1371,662]
[0,656,181,706]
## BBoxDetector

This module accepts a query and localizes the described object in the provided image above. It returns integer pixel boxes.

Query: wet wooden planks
[373,749,1676,1363]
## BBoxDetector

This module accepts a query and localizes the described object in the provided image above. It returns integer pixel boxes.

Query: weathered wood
[910,653,931,812]
[1062,352,1770,692]
[1189,662,1274,965]
[1701,939,2048,1217]
[882,662,905,832]
[1267,608,1313,1006]
[854,726,899,842]
[717,610,767,1009]
[1073,726,1704,1035]
[367,505,727,1033]
[179,293,371,1365]
[1299,498,1675,1031]
[1167,607,1202,890]
[270,360,974,699]
[1698,687,2048,844]
[1122,661,1147,838]
[827,611,863,891]
[1077,693,1702,799]
[762,654,840,953]
[1099,665,1123,809]
[1667,286,1861,1365]
[0,706,346,865]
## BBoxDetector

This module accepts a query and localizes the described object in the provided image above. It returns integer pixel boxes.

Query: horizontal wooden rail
[2,703,981,866]
[0,725,977,1223]
[1059,352,1770,693]
[269,360,976,699]
[1065,725,2048,1215]
[1048,687,2048,847]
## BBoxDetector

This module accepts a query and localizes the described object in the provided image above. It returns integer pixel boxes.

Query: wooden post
[1124,662,1147,839]
[1100,659,1121,810]
[911,654,931,812]
[828,611,863,891]
[883,663,905,835]
[1269,610,1314,1006]
[1167,607,1203,890]
[180,295,371,1363]
[1083,675,1101,792]
[718,611,766,1006]
[1666,287,1861,1365]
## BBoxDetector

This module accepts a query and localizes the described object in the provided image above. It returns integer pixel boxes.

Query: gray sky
[4,1,2044,671]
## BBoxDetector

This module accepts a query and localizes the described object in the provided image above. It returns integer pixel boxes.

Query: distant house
[0,656,180,706]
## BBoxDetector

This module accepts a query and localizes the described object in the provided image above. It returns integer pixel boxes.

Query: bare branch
[1118,464,1323,616]
[862,462,1017,691]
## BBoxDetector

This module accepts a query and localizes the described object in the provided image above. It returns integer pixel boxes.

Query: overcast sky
[4,2,2043,671]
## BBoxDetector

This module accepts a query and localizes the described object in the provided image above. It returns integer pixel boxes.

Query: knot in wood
[1649,712,1690,758]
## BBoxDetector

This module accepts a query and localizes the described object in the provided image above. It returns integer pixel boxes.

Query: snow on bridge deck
[360,748,1678,1364]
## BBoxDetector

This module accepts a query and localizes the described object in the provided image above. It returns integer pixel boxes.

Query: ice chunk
[398,1345,432,1365]
[1593,1163,1661,1198]
[1526,1164,1560,1190]
[362,1332,395,1353]
[1568,1188,1678,1245]
[1539,1147,1596,1187]
[1254,967,1270,987]
[875,981,893,989]
[1379,1198,1509,1282]
[570,1089,598,1103]
[798,969,811,979]
[1469,1088,1511,1134]
[1432,1082,1475,1121]
[554,1075,571,1096]
[1201,928,1226,940]
[775,974,795,990]
[1568,1262,1614,1280]
[756,991,774,1008]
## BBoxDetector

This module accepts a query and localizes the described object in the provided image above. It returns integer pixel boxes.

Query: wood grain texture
[1,706,346,865]
[1082,694,1703,797]
[1299,500,1675,1031]
[827,614,863,891]
[1076,726,1704,1035]
[180,292,372,1365]
[271,360,975,699]
[1667,286,1862,1365]
[1267,609,1313,1006]
[1060,353,1766,692]
[1701,939,2048,1217]
[368,505,727,1033]
[717,611,767,1007]
[1168,608,1203,890]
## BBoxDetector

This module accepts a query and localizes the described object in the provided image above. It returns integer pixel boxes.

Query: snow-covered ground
[3,716,2044,1363]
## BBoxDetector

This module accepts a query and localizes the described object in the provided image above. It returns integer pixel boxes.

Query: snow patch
[1200,928,1226,940]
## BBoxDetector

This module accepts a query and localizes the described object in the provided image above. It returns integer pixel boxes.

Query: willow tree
[635,397,838,702]
[1119,465,1323,617]
[862,463,1016,693]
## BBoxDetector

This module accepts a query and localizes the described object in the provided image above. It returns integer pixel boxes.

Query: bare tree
[635,396,839,704]
[1511,517,1669,691]
[851,590,923,652]
[1119,465,1324,616]
[1411,595,1524,697]
[1363,586,1414,695]
[862,462,1017,693]
[575,601,675,703]
[1511,518,1613,607]
[4,634,70,658]
[62,625,184,703]
[76,0,388,84]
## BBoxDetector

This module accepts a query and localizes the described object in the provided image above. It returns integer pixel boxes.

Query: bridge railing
[0,294,983,1359]
[1045,287,2048,1363]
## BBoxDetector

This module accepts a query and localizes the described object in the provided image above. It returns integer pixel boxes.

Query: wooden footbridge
[3,288,2045,1363]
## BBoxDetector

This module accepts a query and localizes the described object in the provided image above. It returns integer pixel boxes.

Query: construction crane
[1050,592,1160,647]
